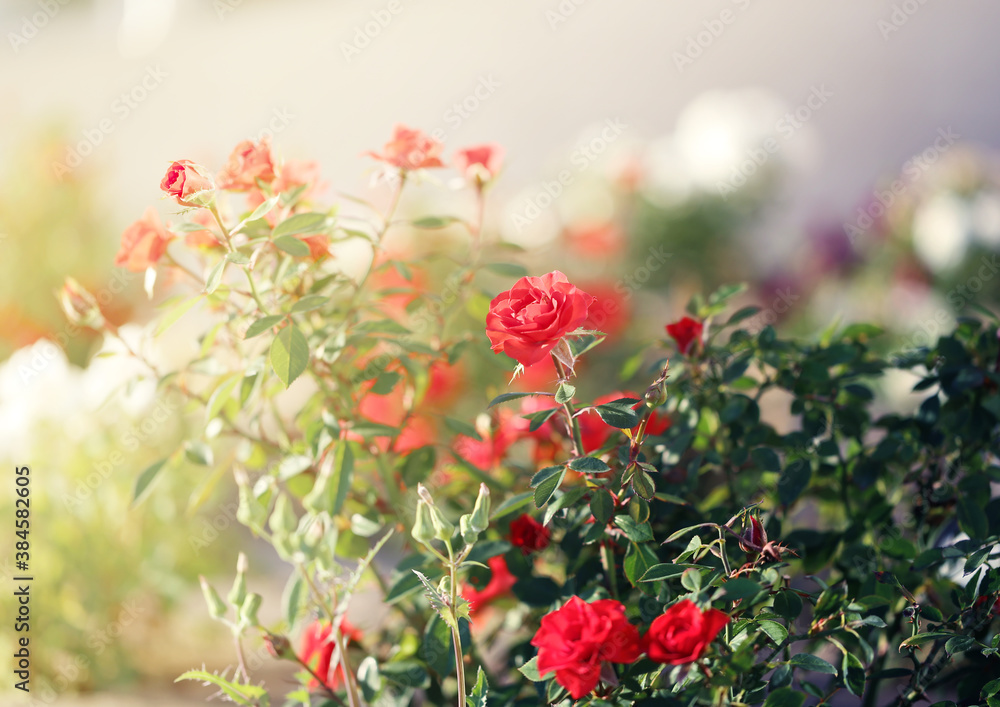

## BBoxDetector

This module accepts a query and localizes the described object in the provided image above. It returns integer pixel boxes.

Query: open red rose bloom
[486,270,596,367]
[642,599,730,666]
[531,596,641,699]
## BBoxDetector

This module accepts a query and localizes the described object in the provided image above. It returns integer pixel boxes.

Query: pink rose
[217,138,276,191]
[486,271,596,367]
[115,208,176,271]
[366,125,444,171]
[453,143,504,183]
[160,160,214,207]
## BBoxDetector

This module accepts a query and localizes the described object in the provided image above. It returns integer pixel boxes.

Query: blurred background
[2,0,1000,703]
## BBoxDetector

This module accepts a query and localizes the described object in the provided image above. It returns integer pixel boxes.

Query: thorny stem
[551,355,585,457]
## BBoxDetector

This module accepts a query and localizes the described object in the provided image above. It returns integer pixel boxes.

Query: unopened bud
[460,515,479,545]
[235,468,268,531]
[268,493,297,535]
[739,516,767,554]
[59,277,105,329]
[469,483,491,534]
[239,592,262,627]
[643,364,670,409]
[412,500,435,545]
[200,576,228,620]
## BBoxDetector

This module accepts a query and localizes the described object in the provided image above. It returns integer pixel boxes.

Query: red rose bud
[160,159,215,207]
[739,517,767,554]
[486,271,596,367]
[665,316,704,356]
[509,514,551,553]
[642,599,729,665]
[530,596,641,699]
[453,143,504,185]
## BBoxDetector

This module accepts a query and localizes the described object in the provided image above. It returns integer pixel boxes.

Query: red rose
[299,618,362,691]
[531,596,641,699]
[453,143,504,183]
[115,208,176,272]
[160,159,214,207]
[739,516,767,554]
[462,555,517,612]
[642,599,729,666]
[366,125,444,171]
[486,271,596,367]
[665,316,704,355]
[509,514,551,553]
[217,138,276,191]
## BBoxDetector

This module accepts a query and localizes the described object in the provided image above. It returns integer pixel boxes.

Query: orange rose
[115,208,176,271]
[217,138,276,191]
[366,125,443,171]
[160,160,215,207]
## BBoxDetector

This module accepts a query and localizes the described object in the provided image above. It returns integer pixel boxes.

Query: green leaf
[491,491,534,520]
[244,314,284,339]
[614,515,654,542]
[357,656,381,702]
[131,458,168,507]
[751,447,781,472]
[413,215,461,229]
[379,660,430,689]
[721,577,762,601]
[727,305,761,326]
[531,465,566,507]
[273,211,328,238]
[899,631,956,648]
[763,687,806,707]
[175,671,268,705]
[594,399,640,429]
[568,456,610,473]
[623,541,659,587]
[790,653,837,674]
[205,259,226,294]
[291,294,327,313]
[248,194,280,222]
[205,376,240,423]
[269,324,309,387]
[445,416,483,441]
[327,443,354,516]
[757,619,788,645]
[484,262,528,278]
[590,490,614,525]
[273,235,311,257]
[227,251,250,265]
[772,590,803,620]
[282,572,305,627]
[555,382,576,404]
[487,391,537,408]
[842,651,866,696]
[370,371,402,395]
[468,666,488,707]
[518,656,542,682]
[945,635,976,655]
[639,563,701,582]
[154,295,202,336]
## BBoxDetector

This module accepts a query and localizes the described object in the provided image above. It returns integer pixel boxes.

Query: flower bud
[59,277,105,329]
[268,493,297,535]
[469,483,491,534]
[416,484,454,542]
[235,468,268,532]
[199,576,228,620]
[228,553,248,607]
[460,515,479,545]
[263,632,296,661]
[412,500,435,545]
[239,592,262,628]
[643,364,670,409]
[739,516,767,554]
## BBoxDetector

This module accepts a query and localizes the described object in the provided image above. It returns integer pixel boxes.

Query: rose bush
[67,127,1000,706]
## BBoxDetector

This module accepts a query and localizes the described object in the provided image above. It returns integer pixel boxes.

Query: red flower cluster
[531,597,729,699]
[486,271,596,367]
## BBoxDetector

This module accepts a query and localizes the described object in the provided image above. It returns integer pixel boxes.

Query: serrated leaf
[594,399,641,429]
[487,391,538,408]
[175,671,268,705]
[518,656,542,682]
[270,324,309,387]
[291,294,327,313]
[763,687,805,707]
[790,653,837,674]
[531,465,566,507]
[590,490,614,525]
[244,314,284,339]
[899,631,956,649]
[721,577,762,600]
[568,456,610,473]
[248,194,280,221]
[491,491,534,519]
[227,251,251,265]
[469,666,488,707]
[757,619,788,645]
[205,259,226,294]
[614,515,654,542]
[273,235,311,257]
[273,212,328,238]
[555,383,576,404]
